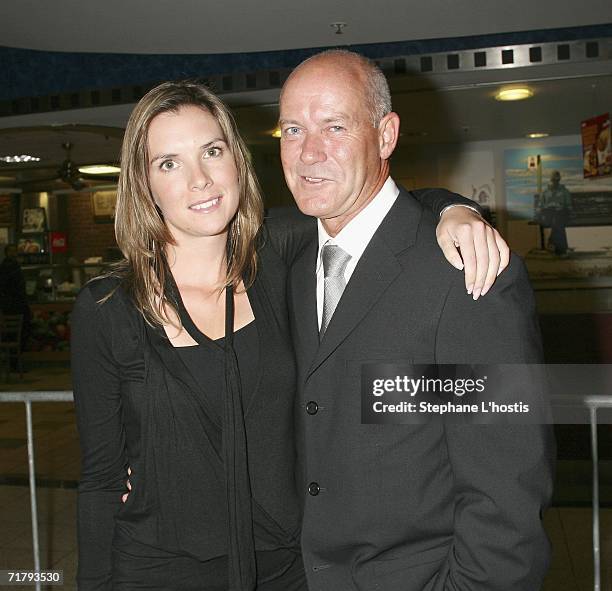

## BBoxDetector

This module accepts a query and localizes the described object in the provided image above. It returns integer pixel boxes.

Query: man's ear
[378,112,400,160]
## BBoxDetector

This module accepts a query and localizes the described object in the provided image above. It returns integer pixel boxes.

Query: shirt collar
[317,176,400,269]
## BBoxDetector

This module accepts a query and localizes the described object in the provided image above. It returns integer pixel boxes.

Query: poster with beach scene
[504,144,612,222]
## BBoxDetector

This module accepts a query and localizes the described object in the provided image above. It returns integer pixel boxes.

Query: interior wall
[250,144,295,209]
[394,134,612,256]
[66,192,117,262]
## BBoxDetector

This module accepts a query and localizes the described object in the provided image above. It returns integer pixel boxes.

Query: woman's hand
[121,466,132,503]
[436,206,510,300]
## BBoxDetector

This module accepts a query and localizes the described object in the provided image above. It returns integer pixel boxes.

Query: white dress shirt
[316,176,400,329]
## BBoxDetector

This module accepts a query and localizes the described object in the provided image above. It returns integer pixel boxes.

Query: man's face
[279,59,394,234]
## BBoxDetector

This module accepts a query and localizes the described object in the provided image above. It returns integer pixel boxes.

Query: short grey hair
[289,49,392,127]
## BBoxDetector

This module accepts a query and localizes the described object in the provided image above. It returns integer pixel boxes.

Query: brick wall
[67,193,117,262]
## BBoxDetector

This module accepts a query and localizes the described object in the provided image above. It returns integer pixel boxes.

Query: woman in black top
[72,81,504,590]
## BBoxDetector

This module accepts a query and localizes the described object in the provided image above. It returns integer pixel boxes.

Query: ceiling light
[0,154,41,163]
[330,22,347,34]
[527,132,549,139]
[271,128,282,138]
[78,164,121,175]
[495,87,533,101]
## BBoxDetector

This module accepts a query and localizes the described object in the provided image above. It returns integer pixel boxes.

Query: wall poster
[581,113,611,178]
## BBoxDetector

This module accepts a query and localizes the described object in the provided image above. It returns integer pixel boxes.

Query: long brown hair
[110,80,263,327]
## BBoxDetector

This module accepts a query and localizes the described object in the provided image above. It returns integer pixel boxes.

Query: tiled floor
[0,367,610,590]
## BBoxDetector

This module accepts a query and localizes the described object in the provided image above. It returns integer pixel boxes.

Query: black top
[174,324,297,583]
[175,322,259,420]
[72,192,478,590]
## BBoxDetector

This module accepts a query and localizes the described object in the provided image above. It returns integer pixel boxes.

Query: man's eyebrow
[322,115,348,123]
[278,115,348,126]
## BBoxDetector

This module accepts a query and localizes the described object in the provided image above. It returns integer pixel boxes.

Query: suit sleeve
[72,286,128,591]
[263,206,317,267]
[434,254,555,590]
[411,188,483,218]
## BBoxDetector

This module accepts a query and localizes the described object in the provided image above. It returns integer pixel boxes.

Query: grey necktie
[320,244,352,337]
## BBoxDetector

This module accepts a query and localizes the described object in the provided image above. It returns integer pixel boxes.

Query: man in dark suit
[279,50,554,590]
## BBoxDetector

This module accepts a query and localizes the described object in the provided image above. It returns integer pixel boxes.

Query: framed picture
[92,190,117,223]
[22,207,47,233]
[18,234,45,253]
[17,234,48,264]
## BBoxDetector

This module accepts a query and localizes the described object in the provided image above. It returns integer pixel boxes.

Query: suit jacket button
[308,482,320,496]
[306,401,319,415]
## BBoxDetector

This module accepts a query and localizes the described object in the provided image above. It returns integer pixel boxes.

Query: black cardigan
[72,240,303,590]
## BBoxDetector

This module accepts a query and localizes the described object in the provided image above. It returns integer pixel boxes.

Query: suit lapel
[306,187,423,380]
[306,234,400,378]
[289,238,320,374]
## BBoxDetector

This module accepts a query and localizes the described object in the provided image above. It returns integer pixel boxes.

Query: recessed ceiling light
[495,87,533,101]
[0,154,41,163]
[526,132,549,139]
[271,128,281,138]
[78,165,121,175]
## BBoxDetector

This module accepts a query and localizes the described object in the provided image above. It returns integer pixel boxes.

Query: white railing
[551,394,612,591]
[0,391,73,591]
[0,390,610,591]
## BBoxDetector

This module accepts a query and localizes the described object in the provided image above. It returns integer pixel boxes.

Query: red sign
[50,232,68,253]
[581,113,611,178]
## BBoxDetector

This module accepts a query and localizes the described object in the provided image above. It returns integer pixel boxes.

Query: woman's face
[147,105,240,245]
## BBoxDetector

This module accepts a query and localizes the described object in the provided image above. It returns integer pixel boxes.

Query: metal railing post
[24,400,41,591]
[1,391,73,584]
[589,405,600,591]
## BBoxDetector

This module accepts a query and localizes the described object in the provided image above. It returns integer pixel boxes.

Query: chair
[0,314,24,382]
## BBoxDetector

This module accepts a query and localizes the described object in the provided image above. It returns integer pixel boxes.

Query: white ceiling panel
[1,0,611,54]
